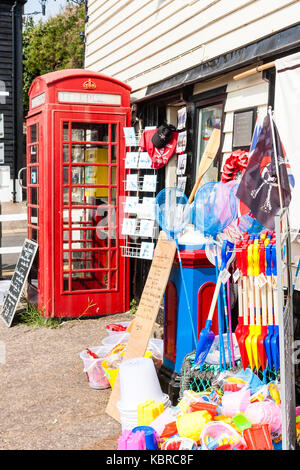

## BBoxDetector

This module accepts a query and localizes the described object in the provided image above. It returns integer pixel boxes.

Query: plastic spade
[270,241,280,371]
[227,279,235,368]
[194,274,222,365]
[194,241,234,366]
[214,245,226,371]
[257,241,268,371]
[252,240,261,371]
[245,241,256,370]
[264,242,274,370]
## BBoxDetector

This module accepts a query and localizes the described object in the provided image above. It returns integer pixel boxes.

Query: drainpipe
[11,1,17,203]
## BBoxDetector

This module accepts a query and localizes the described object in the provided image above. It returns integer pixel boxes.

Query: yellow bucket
[102,350,153,389]
[176,410,212,442]
[102,359,119,388]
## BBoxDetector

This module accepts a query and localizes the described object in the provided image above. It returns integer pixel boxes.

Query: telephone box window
[63,122,69,141]
[30,124,37,143]
[71,122,109,142]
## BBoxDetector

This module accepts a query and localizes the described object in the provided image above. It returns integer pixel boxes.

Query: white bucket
[118,394,171,431]
[80,346,111,390]
[118,357,166,410]
[101,332,130,349]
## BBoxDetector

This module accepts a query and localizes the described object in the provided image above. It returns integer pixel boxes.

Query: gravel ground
[0,312,134,450]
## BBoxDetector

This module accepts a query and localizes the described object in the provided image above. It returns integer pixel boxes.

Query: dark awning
[134,23,300,103]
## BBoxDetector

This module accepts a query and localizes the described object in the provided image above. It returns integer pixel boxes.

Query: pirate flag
[236,113,292,230]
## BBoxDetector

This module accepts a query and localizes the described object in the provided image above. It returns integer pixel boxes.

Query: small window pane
[63,122,69,141]
[30,124,37,143]
[111,145,117,163]
[63,167,69,184]
[63,144,69,162]
[111,124,117,142]
[31,187,38,205]
[30,145,38,163]
[71,123,109,142]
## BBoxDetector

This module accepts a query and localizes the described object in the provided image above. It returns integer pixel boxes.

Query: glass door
[195,102,224,183]
[27,122,39,291]
[60,118,120,294]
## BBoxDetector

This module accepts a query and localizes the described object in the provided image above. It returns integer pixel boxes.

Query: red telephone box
[26,69,131,317]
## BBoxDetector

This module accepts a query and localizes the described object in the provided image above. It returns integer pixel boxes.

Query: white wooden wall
[193,68,269,168]
[85,0,300,100]
[222,72,269,167]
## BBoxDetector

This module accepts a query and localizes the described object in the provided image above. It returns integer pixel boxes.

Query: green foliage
[129,298,137,315]
[18,300,62,328]
[23,3,85,115]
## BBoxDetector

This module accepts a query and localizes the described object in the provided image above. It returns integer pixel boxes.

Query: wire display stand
[121,131,159,260]
[275,209,296,449]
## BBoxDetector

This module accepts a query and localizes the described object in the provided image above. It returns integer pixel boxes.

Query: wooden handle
[261,284,267,326]
[188,128,220,203]
[237,278,243,318]
[248,277,255,325]
[267,276,273,325]
[233,61,275,81]
[272,275,279,325]
[254,283,261,325]
[242,276,249,326]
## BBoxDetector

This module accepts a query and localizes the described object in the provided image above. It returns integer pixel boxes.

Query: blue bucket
[131,426,159,450]
[236,368,263,393]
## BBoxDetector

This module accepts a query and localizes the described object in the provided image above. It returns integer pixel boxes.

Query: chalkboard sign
[0,239,38,327]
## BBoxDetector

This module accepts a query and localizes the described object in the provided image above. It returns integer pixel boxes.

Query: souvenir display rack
[121,128,159,260]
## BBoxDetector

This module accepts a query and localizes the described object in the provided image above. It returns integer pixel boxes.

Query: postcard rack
[121,127,159,260]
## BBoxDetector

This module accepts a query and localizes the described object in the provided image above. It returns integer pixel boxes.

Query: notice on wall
[106,231,177,422]
[0,239,38,327]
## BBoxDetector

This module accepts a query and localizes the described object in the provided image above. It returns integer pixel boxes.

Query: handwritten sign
[0,239,38,327]
[106,231,177,421]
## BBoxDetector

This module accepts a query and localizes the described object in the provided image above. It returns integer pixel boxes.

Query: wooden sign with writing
[0,239,38,327]
[106,231,177,422]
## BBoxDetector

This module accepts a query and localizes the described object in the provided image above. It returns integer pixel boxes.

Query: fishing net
[193,181,237,239]
[155,187,191,238]
[180,351,279,398]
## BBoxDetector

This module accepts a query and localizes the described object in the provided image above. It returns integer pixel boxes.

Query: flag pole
[268,106,284,215]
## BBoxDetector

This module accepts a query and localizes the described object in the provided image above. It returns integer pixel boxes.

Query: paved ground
[0,311,134,450]
[0,202,27,277]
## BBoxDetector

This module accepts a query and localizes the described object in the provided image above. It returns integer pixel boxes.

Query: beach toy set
[116,358,287,450]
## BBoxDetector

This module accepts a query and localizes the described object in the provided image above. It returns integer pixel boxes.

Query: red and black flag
[236,113,292,230]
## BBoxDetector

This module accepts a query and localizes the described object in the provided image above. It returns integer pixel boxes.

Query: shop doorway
[194,92,226,185]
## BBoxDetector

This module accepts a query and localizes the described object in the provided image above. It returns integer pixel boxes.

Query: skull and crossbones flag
[236,113,292,230]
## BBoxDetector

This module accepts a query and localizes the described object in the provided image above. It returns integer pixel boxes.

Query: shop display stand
[121,138,159,260]
[275,210,296,449]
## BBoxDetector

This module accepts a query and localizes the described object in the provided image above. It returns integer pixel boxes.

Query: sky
[24,0,68,21]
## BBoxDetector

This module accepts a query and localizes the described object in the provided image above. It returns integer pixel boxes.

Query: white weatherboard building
[84,0,300,288]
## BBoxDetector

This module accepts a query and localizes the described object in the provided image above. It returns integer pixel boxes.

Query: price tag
[233,268,240,283]
[257,273,267,288]
[220,269,231,284]
[272,276,278,289]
